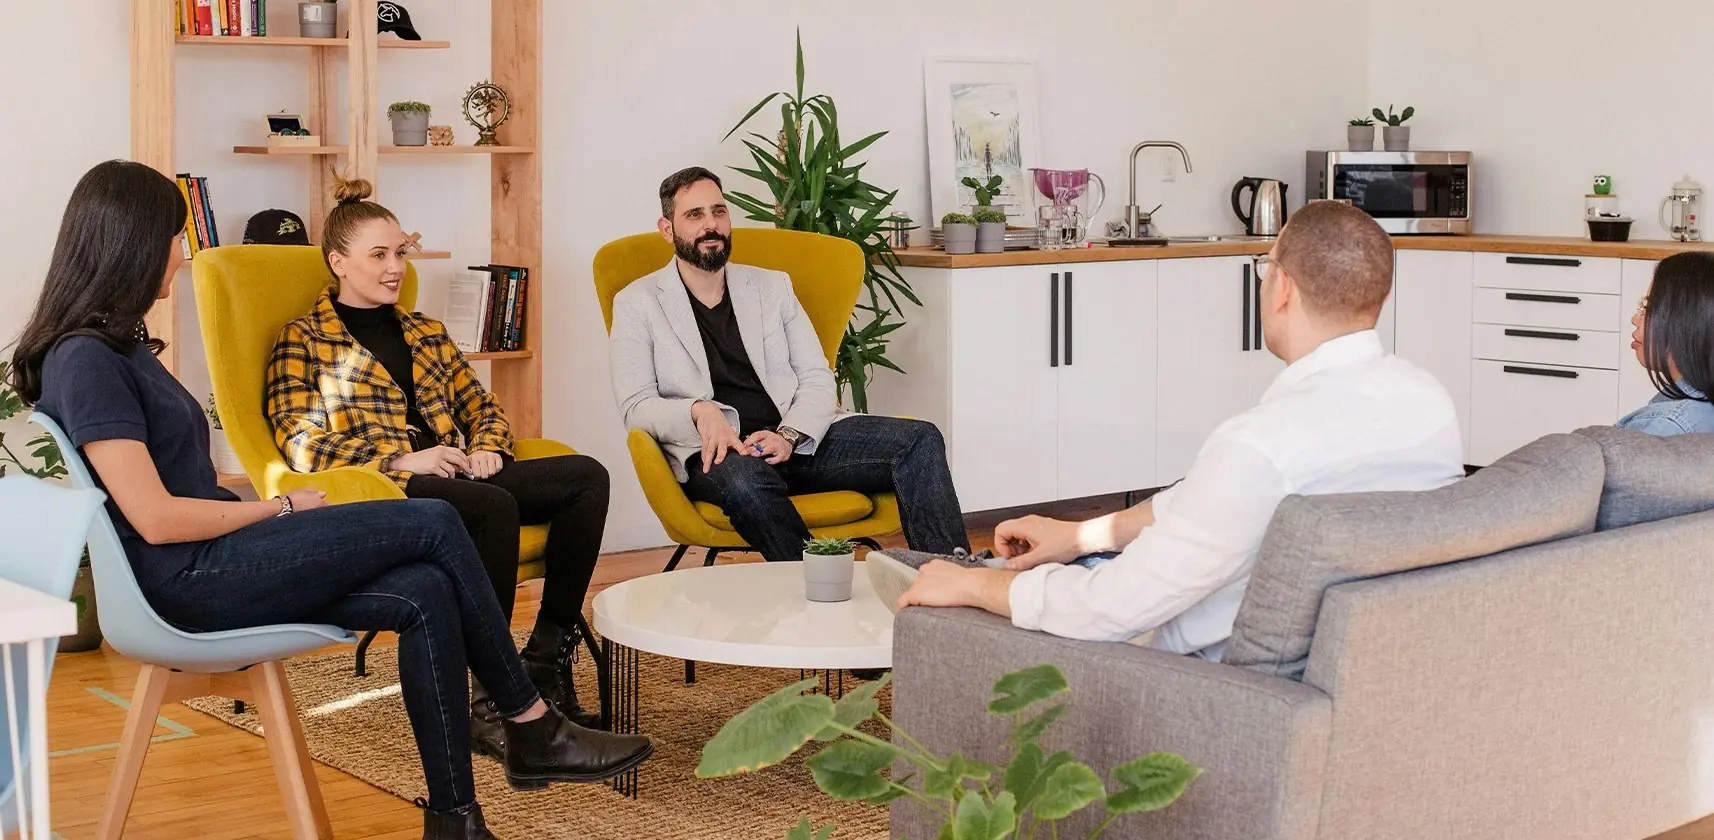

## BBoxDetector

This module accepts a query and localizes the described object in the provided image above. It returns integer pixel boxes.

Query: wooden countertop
[891,234,1714,268]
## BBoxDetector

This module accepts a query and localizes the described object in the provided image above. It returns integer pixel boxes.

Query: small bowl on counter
[1586,216,1634,242]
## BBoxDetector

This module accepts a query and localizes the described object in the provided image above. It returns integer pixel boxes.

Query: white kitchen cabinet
[1055,262,1159,500]
[1392,250,1475,458]
[1156,256,1269,482]
[1619,259,1658,416]
[1469,360,1619,465]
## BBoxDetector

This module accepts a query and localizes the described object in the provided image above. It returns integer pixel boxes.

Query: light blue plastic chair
[30,413,355,840]
[0,475,105,839]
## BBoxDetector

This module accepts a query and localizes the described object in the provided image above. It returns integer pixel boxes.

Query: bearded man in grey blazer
[608,166,970,564]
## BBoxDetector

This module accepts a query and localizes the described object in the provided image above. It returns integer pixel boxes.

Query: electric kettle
[1232,177,1289,236]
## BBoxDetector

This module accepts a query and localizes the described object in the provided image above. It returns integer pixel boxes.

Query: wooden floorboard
[32,494,1713,839]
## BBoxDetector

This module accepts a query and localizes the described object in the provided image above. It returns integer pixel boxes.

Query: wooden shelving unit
[132,0,544,439]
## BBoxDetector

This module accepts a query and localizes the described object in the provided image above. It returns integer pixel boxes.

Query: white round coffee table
[591,561,894,795]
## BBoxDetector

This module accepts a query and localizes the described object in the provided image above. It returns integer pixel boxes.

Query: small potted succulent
[204,395,244,476]
[1347,117,1376,151]
[387,100,432,146]
[973,208,1009,253]
[801,537,857,602]
[940,212,977,254]
[1373,104,1415,151]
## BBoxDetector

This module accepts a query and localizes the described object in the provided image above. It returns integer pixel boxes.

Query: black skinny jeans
[404,454,608,630]
[145,498,539,812]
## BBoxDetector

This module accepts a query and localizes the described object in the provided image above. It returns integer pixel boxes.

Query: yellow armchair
[592,228,903,572]
[192,245,587,678]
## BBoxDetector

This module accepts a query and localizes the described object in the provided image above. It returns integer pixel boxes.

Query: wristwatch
[274,495,294,517]
[776,426,806,449]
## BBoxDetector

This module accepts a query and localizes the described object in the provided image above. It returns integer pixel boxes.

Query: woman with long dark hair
[1620,251,1714,436]
[9,160,650,840]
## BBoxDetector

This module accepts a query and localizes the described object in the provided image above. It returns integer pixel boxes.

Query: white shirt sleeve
[1007,432,1290,642]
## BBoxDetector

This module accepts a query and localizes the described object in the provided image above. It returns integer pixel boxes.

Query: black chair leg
[233,700,245,715]
[854,537,883,552]
[685,660,696,684]
[354,629,379,677]
[702,548,722,567]
[661,544,691,573]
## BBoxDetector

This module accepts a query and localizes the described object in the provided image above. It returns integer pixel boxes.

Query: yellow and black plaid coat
[265,287,514,488]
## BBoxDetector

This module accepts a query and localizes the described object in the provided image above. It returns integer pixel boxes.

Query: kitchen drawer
[1473,287,1621,332]
[1471,323,1618,370]
[1474,252,1621,294]
[1469,359,1618,465]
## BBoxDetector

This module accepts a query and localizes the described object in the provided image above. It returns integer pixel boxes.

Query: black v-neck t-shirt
[684,284,781,438]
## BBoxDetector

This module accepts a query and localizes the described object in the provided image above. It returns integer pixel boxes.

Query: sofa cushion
[1572,425,1714,531]
[1224,432,1604,680]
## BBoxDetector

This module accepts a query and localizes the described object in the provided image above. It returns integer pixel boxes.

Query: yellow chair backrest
[592,228,865,368]
[192,244,418,496]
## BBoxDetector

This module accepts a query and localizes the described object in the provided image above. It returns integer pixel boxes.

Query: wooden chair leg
[250,660,332,840]
[97,663,173,840]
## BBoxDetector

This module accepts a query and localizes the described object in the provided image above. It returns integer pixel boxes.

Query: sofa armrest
[891,607,1330,840]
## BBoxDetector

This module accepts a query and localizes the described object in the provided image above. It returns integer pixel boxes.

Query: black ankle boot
[519,617,603,729]
[468,679,507,761]
[418,799,496,840]
[501,703,652,790]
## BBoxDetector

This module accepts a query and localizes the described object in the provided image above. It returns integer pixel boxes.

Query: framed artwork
[924,57,1041,226]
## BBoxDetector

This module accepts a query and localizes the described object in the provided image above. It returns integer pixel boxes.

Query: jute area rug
[184,631,891,840]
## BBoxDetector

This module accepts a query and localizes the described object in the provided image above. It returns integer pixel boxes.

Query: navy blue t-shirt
[35,336,238,591]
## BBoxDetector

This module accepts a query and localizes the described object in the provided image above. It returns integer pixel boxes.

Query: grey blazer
[608,260,845,482]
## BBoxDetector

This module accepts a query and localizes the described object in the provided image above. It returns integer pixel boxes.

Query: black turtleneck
[332,299,434,448]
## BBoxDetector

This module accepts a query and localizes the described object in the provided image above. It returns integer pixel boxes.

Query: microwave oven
[1305,151,1472,234]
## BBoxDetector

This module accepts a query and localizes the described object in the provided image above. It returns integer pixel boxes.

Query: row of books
[175,174,221,258]
[177,0,269,36]
[446,266,530,355]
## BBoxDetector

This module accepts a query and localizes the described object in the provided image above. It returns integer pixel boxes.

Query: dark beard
[674,230,731,272]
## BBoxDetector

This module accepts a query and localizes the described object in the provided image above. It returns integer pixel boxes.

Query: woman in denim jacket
[1619,251,1714,436]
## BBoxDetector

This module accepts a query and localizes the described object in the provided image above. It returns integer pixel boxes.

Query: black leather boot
[418,799,496,840]
[519,617,603,729]
[501,702,652,790]
[468,679,507,761]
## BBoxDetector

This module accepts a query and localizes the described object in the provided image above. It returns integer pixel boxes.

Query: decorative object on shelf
[974,207,1008,253]
[205,395,246,476]
[926,56,1041,225]
[1592,175,1612,196]
[800,538,856,602]
[298,2,336,38]
[1372,104,1415,151]
[462,80,512,146]
[1347,117,1376,152]
[722,29,918,414]
[376,1,423,41]
[697,665,1200,840]
[242,208,310,245]
[428,124,455,146]
[941,212,977,254]
[387,101,432,146]
[1660,175,1703,242]
[886,212,913,249]
[264,112,319,147]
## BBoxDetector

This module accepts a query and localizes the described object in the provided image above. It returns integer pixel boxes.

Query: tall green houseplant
[722,30,917,414]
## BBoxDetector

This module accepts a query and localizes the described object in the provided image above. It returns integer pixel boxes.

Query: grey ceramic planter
[390,111,430,146]
[976,222,1007,253]
[942,224,976,254]
[802,552,855,602]
[298,2,337,37]
[1383,125,1411,151]
[1347,124,1375,152]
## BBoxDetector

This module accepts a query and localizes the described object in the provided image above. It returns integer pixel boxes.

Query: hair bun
[332,175,374,206]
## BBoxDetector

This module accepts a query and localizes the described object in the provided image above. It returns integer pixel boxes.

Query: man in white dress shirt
[883,200,1466,659]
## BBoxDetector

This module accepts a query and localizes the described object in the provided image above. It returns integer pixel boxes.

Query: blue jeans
[141,498,540,811]
[683,415,971,564]
[1075,552,1122,568]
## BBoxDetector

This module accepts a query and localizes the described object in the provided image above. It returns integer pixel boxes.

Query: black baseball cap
[243,209,310,246]
[377,2,421,40]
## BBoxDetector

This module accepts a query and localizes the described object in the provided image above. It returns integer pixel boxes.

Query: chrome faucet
[1124,141,1194,237]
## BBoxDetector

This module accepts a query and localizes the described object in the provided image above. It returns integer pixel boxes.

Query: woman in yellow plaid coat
[266,178,609,759]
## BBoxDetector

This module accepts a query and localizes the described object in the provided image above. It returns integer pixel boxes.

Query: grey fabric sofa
[891,427,1714,840]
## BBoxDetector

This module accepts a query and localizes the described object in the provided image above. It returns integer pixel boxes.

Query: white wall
[1369,0,1713,239]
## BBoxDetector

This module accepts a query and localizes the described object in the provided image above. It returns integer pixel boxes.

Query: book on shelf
[178,0,266,35]
[444,264,530,355]
[174,173,221,258]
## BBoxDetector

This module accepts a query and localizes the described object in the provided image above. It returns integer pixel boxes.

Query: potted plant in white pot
[1373,104,1415,151]
[388,100,432,146]
[801,537,857,602]
[940,212,976,254]
[205,395,245,476]
[1347,117,1375,151]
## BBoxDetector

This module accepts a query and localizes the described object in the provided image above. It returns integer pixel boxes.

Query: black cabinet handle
[1241,263,1252,352]
[1049,272,1059,368]
[1064,271,1074,366]
[1253,263,1263,351]
[1506,256,1582,268]
[1504,328,1580,341]
[1503,365,1579,379]
[1505,292,1582,305]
